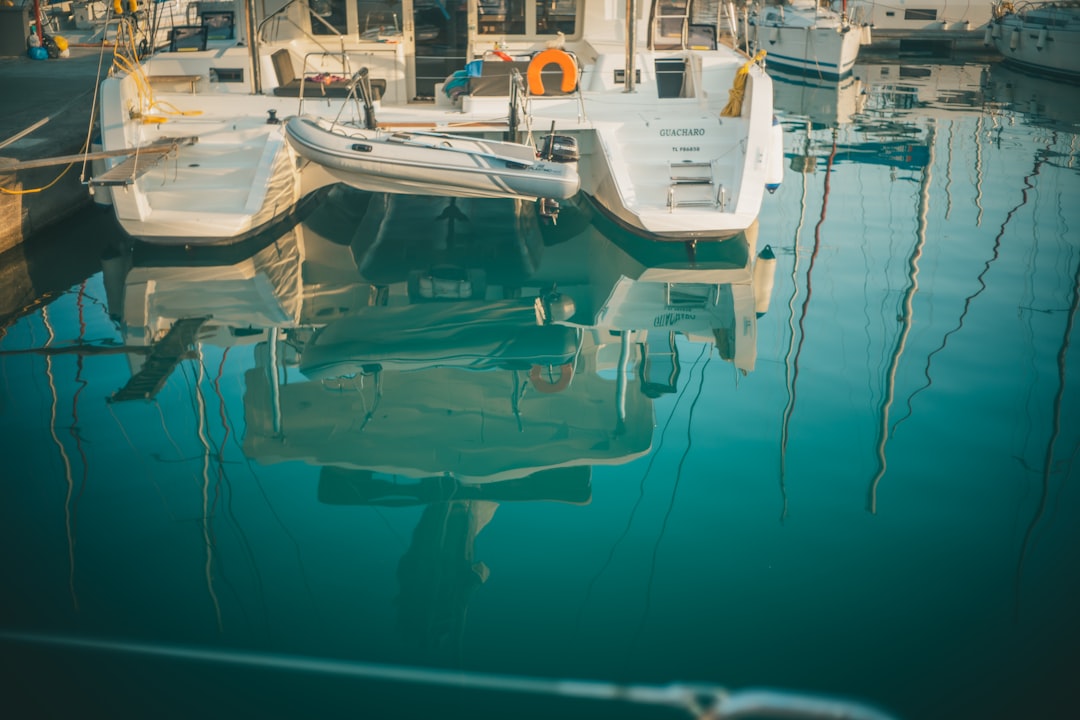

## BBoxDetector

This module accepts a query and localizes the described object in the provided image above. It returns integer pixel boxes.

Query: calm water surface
[2,58,1079,719]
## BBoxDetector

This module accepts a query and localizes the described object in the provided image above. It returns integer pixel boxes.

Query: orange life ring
[529,363,573,393]
[527,49,577,96]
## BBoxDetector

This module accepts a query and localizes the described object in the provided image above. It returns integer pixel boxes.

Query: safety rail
[507,68,531,141]
[296,50,354,114]
[322,67,379,131]
[527,53,587,124]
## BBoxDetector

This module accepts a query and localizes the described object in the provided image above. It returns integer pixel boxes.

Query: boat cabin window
[305,0,406,39]
[311,0,350,35]
[536,0,577,35]
[293,1,579,43]
[477,0,579,37]
[652,0,691,49]
[903,9,937,21]
[359,0,404,40]
[649,0,719,50]
[479,0,525,34]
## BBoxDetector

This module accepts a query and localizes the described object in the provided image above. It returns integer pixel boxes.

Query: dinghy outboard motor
[538,133,579,224]
[539,134,580,164]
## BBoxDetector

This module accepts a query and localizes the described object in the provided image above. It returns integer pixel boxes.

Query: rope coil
[720,49,767,118]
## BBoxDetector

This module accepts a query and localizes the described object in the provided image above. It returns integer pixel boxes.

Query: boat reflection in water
[102,185,777,651]
[11,50,1079,720]
[982,60,1080,132]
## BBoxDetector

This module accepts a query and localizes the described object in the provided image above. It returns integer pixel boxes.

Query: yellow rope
[2,18,202,196]
[0,149,85,195]
[111,19,203,123]
[720,50,767,118]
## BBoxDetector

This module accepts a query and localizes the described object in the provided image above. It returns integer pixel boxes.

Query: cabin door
[406,0,471,101]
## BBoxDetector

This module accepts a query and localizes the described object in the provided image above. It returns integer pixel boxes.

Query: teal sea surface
[1,58,1078,719]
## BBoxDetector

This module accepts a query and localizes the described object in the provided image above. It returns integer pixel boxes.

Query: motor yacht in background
[749,0,871,79]
[986,1,1080,79]
[837,0,995,49]
[93,0,778,245]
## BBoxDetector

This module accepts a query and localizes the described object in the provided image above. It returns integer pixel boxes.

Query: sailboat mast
[625,0,637,92]
[245,0,262,94]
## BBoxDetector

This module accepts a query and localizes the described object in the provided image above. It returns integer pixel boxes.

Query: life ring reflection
[529,363,574,393]
[527,49,578,96]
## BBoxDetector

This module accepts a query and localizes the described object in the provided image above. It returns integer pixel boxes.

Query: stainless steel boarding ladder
[667,160,725,211]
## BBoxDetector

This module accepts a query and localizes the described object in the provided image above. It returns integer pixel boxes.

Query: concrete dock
[0,45,112,254]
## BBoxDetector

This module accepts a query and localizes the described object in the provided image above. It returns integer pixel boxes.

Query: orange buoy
[527,49,577,96]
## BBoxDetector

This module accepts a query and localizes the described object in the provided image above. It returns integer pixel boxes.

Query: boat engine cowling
[540,135,580,163]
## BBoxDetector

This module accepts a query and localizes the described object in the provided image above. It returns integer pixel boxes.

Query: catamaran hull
[96,69,303,246]
[285,116,579,201]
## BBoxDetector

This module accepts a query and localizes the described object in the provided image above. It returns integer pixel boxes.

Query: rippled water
[1,58,1078,719]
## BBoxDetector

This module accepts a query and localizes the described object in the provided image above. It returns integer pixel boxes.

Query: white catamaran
[93,0,778,244]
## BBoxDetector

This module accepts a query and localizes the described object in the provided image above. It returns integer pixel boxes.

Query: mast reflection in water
[1,56,1079,720]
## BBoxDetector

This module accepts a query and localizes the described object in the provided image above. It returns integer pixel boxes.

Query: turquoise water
[1,59,1078,719]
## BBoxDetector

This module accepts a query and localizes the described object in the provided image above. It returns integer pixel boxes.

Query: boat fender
[1009,28,1020,51]
[765,116,783,194]
[983,25,993,46]
[529,364,573,393]
[527,49,577,95]
[1036,28,1047,51]
[753,244,777,318]
[494,50,513,62]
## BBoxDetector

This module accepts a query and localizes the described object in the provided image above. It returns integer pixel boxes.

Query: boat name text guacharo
[659,128,706,137]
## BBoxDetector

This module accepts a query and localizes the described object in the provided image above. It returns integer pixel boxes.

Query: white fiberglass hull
[838,0,994,41]
[580,91,774,240]
[285,116,579,201]
[93,1,777,244]
[96,65,302,246]
[756,24,863,79]
[990,6,1080,79]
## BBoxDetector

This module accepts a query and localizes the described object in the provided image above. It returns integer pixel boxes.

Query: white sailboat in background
[92,0,777,245]
[750,0,871,80]
[986,1,1080,80]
